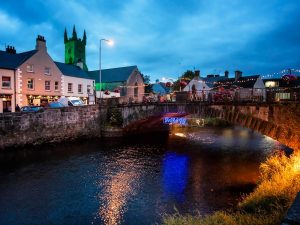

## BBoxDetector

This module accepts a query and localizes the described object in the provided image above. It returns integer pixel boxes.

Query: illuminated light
[174,133,186,138]
[163,117,187,125]
[107,39,114,46]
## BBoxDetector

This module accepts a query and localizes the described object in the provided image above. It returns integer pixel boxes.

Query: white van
[58,97,84,107]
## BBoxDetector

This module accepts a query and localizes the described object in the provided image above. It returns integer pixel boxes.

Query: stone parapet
[0,105,102,150]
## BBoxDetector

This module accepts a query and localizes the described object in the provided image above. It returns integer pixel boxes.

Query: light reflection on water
[162,152,189,202]
[0,126,290,225]
[97,151,142,225]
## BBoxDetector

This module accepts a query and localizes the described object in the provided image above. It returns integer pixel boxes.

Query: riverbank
[162,151,300,225]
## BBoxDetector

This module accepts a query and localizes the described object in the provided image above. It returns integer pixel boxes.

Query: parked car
[46,102,65,108]
[58,97,84,106]
[21,106,44,112]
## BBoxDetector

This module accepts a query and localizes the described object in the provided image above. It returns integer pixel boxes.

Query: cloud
[1,0,300,81]
[0,10,21,33]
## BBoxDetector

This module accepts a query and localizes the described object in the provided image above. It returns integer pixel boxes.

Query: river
[0,126,289,225]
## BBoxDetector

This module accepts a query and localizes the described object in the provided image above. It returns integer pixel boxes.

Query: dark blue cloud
[1,0,300,81]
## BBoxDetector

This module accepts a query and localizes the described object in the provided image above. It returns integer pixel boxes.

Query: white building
[55,62,95,104]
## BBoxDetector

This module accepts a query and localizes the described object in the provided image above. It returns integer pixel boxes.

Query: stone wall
[117,103,300,151]
[0,105,102,150]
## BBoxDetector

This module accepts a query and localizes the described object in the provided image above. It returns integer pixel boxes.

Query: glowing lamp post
[99,38,114,102]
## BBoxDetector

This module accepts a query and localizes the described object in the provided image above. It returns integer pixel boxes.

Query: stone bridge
[106,102,300,151]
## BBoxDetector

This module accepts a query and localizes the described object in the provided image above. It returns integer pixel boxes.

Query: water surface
[0,126,287,225]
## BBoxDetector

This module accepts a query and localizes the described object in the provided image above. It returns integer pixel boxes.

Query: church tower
[64,25,88,71]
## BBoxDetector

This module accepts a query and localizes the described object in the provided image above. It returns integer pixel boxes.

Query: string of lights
[103,69,299,89]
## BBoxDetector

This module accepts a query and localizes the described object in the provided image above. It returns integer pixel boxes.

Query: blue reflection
[162,152,189,202]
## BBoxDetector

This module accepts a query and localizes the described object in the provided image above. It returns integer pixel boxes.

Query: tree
[141,73,153,93]
[181,70,195,80]
[172,70,195,91]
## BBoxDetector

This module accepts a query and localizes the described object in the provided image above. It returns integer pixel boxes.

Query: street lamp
[99,38,114,102]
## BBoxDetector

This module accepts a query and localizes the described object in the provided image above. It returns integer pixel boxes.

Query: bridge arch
[109,103,300,151]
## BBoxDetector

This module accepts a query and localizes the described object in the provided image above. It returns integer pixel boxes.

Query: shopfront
[0,94,12,112]
[27,95,60,106]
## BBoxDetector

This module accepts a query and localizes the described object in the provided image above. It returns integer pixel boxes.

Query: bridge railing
[106,87,300,106]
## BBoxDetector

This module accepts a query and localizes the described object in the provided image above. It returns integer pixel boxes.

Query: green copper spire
[83,30,86,45]
[64,28,68,43]
[72,25,77,39]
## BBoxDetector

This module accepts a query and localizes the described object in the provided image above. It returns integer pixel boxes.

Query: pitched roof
[88,65,137,83]
[202,76,228,88]
[0,50,37,69]
[214,75,260,88]
[55,62,93,80]
[152,82,171,94]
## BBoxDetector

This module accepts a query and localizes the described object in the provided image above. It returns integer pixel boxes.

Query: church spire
[64,27,68,43]
[83,30,86,45]
[72,25,77,39]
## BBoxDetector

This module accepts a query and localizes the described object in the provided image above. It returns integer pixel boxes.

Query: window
[87,85,91,94]
[44,67,51,75]
[265,81,278,88]
[2,76,11,88]
[27,64,34,72]
[68,83,73,93]
[54,81,59,91]
[275,93,290,100]
[134,82,138,97]
[45,81,50,91]
[27,79,34,90]
[78,84,82,93]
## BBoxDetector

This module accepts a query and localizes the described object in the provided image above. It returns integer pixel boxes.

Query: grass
[161,151,300,225]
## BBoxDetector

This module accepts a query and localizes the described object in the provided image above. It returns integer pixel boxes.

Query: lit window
[27,79,34,90]
[265,81,278,88]
[27,64,34,72]
[78,84,82,93]
[44,67,51,75]
[68,83,73,93]
[2,76,11,88]
[275,93,290,100]
[134,82,138,97]
[45,81,50,91]
[55,81,59,91]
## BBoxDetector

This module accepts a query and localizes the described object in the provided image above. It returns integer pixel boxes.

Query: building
[16,35,62,106]
[263,77,300,101]
[55,62,95,104]
[152,80,171,95]
[0,46,20,112]
[89,66,145,102]
[214,71,266,101]
[0,37,63,110]
[64,26,88,71]
[183,71,211,96]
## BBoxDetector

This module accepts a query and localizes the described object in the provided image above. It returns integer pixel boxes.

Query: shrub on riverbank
[161,151,300,225]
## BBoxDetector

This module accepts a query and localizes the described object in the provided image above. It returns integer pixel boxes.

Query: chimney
[225,70,229,78]
[76,59,83,69]
[235,70,242,81]
[36,35,47,51]
[194,70,200,77]
[5,45,16,54]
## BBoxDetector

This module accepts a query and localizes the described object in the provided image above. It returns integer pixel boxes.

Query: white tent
[183,77,211,92]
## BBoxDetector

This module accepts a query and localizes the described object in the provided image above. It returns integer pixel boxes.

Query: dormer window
[44,67,51,75]
[27,64,34,72]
